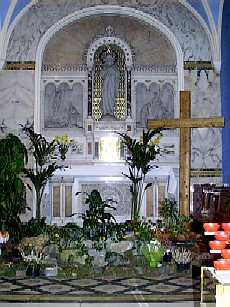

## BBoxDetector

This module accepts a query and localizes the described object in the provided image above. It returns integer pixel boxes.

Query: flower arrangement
[54,133,76,160]
[172,247,192,264]
[18,234,49,264]
[0,231,9,244]
[141,239,165,268]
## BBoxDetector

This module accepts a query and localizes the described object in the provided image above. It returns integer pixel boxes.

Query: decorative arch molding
[0,0,38,68]
[34,5,185,132]
[86,31,133,70]
[4,1,215,65]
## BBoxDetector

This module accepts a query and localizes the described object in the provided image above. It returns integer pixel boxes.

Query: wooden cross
[148,91,224,216]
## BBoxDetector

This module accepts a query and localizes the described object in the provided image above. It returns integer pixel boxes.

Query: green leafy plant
[159,198,178,231]
[119,129,162,221]
[81,190,116,240]
[141,240,165,268]
[159,198,192,240]
[108,223,126,242]
[133,221,153,243]
[23,127,59,220]
[22,217,47,237]
[0,134,28,241]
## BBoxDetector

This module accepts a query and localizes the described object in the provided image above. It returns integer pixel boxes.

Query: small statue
[101,48,120,117]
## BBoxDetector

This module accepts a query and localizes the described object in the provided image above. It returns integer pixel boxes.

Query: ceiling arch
[0,0,222,32]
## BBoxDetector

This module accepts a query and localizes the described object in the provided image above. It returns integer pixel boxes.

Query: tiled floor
[0,303,203,307]
[0,273,200,303]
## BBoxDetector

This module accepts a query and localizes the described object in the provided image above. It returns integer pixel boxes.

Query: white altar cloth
[54,164,177,195]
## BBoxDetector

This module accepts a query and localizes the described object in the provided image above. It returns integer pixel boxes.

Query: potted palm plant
[23,127,59,220]
[119,129,162,221]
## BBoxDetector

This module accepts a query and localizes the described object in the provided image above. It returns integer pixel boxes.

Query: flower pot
[44,265,58,277]
[163,252,172,263]
[176,262,190,272]
[26,265,33,277]
[149,259,159,268]
[33,264,40,277]
[16,270,26,278]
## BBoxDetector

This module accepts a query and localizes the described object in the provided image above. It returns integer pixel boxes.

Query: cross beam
[148,91,224,216]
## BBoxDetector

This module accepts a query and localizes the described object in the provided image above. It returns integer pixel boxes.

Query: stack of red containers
[203,223,230,270]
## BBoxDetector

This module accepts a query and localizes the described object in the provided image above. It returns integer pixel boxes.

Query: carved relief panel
[134,77,176,128]
[42,76,86,130]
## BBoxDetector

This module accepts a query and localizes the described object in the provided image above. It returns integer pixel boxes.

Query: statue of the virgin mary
[101,49,120,117]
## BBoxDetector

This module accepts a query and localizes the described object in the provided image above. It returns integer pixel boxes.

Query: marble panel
[6,0,211,61]
[191,128,222,169]
[0,70,34,136]
[185,69,222,169]
[136,82,174,128]
[191,176,222,186]
[185,70,221,117]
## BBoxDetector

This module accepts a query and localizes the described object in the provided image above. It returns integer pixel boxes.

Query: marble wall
[6,0,211,62]
[184,70,222,169]
[0,70,34,137]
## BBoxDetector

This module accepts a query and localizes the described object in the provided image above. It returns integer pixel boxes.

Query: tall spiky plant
[23,127,58,220]
[119,129,162,221]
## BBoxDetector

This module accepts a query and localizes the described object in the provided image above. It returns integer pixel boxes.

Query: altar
[37,22,181,226]
[43,164,177,225]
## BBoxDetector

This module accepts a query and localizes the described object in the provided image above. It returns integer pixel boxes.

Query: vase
[26,264,40,277]
[176,262,190,272]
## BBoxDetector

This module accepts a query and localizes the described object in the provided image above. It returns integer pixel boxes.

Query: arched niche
[35,7,183,132]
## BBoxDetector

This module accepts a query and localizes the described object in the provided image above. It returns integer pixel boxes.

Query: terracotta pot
[203,223,220,232]
[214,259,230,270]
[209,240,226,250]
